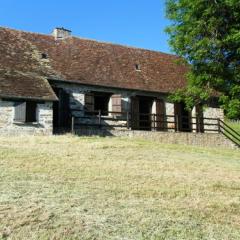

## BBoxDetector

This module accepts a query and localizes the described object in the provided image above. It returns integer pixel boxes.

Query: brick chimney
[52,27,72,40]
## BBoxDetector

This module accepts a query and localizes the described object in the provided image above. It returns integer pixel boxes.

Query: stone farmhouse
[0,27,224,136]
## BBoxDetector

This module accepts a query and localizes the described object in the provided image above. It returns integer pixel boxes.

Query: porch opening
[53,88,71,132]
[131,96,154,131]
[85,92,112,116]
[139,97,153,130]
[93,92,112,115]
[174,102,192,132]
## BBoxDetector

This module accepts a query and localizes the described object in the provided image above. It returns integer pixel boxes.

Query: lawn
[226,120,240,135]
[0,136,240,240]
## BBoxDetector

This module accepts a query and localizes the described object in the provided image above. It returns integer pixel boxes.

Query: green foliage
[166,0,240,119]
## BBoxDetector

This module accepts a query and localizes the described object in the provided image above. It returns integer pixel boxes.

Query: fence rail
[71,110,219,131]
[70,110,239,148]
[218,119,240,147]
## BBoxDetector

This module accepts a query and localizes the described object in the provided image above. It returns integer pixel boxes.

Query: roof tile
[0,27,189,100]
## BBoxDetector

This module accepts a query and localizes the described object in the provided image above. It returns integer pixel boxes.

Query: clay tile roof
[0,69,57,101]
[0,27,59,101]
[0,27,189,100]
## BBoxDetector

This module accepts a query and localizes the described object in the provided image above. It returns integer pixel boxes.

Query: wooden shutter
[131,97,139,130]
[156,99,165,130]
[196,104,204,133]
[84,92,94,113]
[60,90,71,127]
[174,102,182,131]
[14,102,26,122]
[174,102,191,132]
[111,94,122,113]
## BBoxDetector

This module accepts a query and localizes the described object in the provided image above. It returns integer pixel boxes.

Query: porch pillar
[151,100,157,131]
[192,107,197,133]
[165,102,175,132]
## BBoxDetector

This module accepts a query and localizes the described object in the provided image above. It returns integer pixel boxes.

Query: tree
[165,0,240,119]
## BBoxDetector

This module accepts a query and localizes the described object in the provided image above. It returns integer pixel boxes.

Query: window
[135,64,141,71]
[41,53,48,59]
[14,101,37,123]
[26,101,37,122]
[94,94,110,115]
[84,92,111,115]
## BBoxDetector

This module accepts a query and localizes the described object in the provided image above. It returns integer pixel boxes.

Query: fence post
[217,118,221,133]
[153,114,156,131]
[127,112,130,129]
[98,110,101,127]
[196,116,199,133]
[175,115,179,132]
[71,116,75,135]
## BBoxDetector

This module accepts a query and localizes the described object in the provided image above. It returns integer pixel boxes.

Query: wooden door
[53,88,71,131]
[112,94,122,116]
[139,98,153,130]
[60,90,71,128]
[174,102,192,132]
[155,99,165,131]
[196,104,204,133]
[85,92,94,113]
[131,97,139,130]
[174,103,181,131]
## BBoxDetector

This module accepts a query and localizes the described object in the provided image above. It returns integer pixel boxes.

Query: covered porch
[50,83,224,135]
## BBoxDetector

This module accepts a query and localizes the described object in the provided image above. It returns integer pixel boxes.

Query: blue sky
[0,0,172,53]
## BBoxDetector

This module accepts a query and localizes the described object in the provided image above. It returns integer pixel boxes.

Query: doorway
[174,102,192,132]
[53,88,71,132]
[131,96,153,130]
[156,99,165,131]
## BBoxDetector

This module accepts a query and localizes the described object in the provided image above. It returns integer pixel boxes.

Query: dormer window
[41,53,48,59]
[135,64,141,71]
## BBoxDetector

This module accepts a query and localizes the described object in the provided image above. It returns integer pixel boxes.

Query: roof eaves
[48,78,171,95]
[0,94,58,102]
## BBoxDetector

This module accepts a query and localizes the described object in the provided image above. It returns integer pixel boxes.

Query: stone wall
[203,106,224,133]
[75,128,237,149]
[37,103,53,134]
[0,100,53,135]
[188,105,224,134]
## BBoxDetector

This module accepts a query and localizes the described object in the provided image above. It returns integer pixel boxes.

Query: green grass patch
[226,119,240,135]
[0,135,239,240]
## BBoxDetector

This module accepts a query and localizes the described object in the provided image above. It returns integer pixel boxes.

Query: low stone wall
[75,128,237,149]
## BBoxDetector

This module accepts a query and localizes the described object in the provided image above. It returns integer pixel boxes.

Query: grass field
[0,136,240,240]
[226,120,240,135]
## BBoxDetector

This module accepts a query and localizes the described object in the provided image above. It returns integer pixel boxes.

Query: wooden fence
[70,110,240,147]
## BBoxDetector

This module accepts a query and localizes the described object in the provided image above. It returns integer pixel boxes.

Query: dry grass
[0,135,239,240]
[226,120,240,134]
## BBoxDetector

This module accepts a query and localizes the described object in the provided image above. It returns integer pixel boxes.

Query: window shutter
[84,93,94,113]
[14,102,26,122]
[111,94,122,113]
[156,99,165,130]
[196,104,204,133]
[131,96,139,129]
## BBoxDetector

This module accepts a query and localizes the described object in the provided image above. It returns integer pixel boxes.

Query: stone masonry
[0,81,225,136]
[75,128,237,150]
[0,99,53,135]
